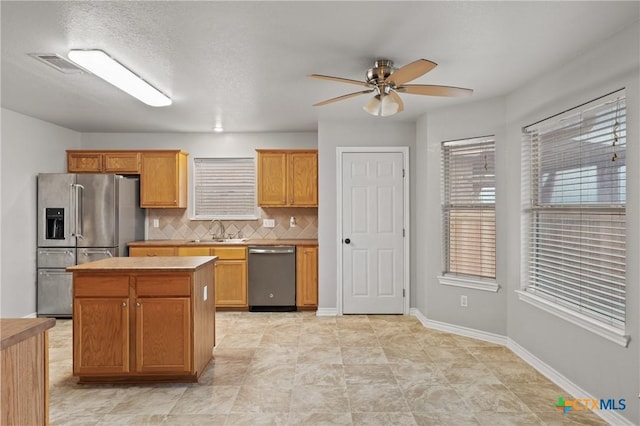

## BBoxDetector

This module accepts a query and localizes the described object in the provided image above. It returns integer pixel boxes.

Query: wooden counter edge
[1,318,56,351]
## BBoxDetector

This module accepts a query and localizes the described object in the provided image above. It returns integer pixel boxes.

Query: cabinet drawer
[177,247,211,256]
[135,274,191,297]
[74,274,130,297]
[210,246,247,260]
[129,247,177,257]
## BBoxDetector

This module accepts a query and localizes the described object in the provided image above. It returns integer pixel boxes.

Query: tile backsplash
[146,208,318,241]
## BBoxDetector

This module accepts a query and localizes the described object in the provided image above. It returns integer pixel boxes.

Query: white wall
[416,98,507,335]
[1,108,81,317]
[317,120,416,312]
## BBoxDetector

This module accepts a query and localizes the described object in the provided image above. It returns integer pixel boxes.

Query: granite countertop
[67,256,216,272]
[1,318,56,350]
[128,239,318,247]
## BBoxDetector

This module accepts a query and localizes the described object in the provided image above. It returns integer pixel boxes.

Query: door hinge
[403,229,405,237]
[403,288,405,297]
[402,169,405,178]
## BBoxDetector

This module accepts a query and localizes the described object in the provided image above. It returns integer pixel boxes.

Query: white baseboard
[410,308,635,426]
[315,308,338,316]
[410,308,507,346]
[508,339,635,426]
[22,312,37,318]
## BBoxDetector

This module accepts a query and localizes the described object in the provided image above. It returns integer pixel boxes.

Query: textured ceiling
[1,1,638,133]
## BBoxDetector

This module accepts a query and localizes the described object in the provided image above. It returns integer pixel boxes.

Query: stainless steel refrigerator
[36,173,145,317]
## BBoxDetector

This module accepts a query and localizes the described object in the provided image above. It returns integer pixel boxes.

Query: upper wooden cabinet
[257,149,318,207]
[67,150,188,209]
[67,151,141,174]
[140,151,188,208]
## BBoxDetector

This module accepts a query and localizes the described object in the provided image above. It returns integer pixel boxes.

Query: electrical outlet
[203,285,208,301]
[152,218,159,228]
[460,295,468,307]
[263,219,275,228]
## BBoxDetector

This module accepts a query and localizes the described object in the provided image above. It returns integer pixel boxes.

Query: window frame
[438,136,499,293]
[191,157,258,220]
[518,89,629,347]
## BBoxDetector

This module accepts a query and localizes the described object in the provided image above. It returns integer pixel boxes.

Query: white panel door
[342,152,405,314]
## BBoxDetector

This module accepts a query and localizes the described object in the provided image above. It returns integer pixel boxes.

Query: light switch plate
[263,219,275,228]
[204,285,208,301]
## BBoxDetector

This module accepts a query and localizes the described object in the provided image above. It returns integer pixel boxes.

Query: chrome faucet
[209,219,225,239]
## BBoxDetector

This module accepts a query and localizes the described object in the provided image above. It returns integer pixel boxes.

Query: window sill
[516,290,630,348]
[438,275,500,292]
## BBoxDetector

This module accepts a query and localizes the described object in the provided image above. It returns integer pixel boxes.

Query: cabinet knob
[122,302,127,307]
[136,302,141,307]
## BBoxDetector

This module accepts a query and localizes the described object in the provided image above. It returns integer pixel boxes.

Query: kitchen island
[67,256,216,384]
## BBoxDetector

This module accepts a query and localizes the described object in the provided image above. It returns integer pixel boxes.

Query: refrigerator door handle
[80,249,113,257]
[73,184,85,239]
[69,183,76,239]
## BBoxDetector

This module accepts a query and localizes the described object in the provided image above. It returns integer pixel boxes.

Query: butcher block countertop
[128,239,318,247]
[67,256,216,272]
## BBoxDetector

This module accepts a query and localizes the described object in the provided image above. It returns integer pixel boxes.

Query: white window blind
[193,157,257,219]
[523,90,626,329]
[442,137,496,279]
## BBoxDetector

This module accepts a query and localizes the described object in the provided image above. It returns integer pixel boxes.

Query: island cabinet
[67,150,141,174]
[257,149,318,207]
[296,245,318,309]
[68,256,215,384]
[140,151,188,208]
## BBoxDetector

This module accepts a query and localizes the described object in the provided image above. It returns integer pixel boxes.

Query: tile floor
[48,312,608,425]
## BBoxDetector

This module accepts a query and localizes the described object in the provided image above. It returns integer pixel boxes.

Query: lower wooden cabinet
[211,247,248,308]
[296,246,318,309]
[129,246,177,257]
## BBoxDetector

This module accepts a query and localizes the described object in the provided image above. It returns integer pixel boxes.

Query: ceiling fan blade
[397,84,473,97]
[313,90,374,107]
[308,74,370,88]
[389,90,404,112]
[385,59,437,86]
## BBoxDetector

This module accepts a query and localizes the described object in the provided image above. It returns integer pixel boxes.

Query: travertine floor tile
[47,313,609,425]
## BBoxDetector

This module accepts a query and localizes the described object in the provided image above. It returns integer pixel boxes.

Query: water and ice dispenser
[45,208,65,240]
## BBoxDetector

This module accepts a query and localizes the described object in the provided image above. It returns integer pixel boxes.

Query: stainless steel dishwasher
[248,246,296,311]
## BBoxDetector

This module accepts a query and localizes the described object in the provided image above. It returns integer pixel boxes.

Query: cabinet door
[135,297,191,373]
[289,152,318,206]
[129,246,177,257]
[214,260,248,307]
[257,151,287,206]
[296,246,318,308]
[68,152,103,173]
[103,152,141,173]
[73,297,130,374]
[140,152,187,208]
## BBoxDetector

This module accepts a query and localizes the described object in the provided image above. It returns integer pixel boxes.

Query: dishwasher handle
[249,247,295,254]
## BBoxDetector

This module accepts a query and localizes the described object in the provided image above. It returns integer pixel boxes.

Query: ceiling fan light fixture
[67,49,172,107]
[363,94,400,117]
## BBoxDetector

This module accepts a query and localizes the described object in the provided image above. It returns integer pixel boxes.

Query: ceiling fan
[309,59,473,116]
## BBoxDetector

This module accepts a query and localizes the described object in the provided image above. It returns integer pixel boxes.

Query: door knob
[344,238,351,244]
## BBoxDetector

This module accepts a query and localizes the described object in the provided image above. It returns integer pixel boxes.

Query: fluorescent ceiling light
[68,49,171,107]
